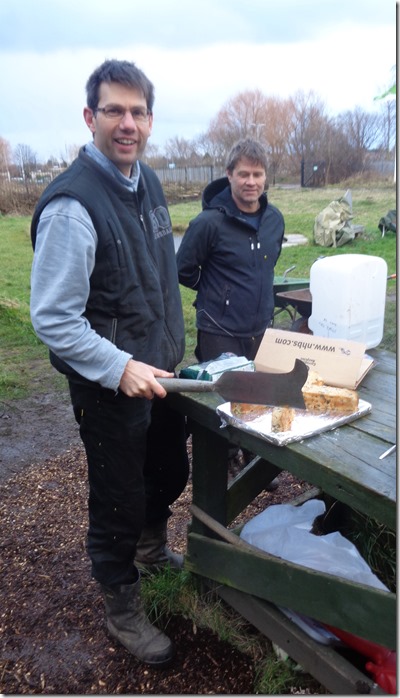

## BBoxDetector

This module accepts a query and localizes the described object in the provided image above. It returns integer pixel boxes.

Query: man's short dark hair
[226,138,268,174]
[86,59,155,112]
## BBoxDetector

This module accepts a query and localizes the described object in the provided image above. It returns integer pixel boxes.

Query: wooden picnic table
[168,348,396,694]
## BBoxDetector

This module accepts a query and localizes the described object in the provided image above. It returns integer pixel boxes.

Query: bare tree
[196,129,228,165]
[262,96,292,184]
[59,144,81,166]
[142,142,168,168]
[164,136,197,165]
[337,107,380,151]
[0,137,12,180]
[377,99,396,153]
[205,89,269,156]
[323,120,359,183]
[287,90,330,162]
[14,143,37,180]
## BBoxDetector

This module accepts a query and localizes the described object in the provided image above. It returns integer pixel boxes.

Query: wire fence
[153,165,225,185]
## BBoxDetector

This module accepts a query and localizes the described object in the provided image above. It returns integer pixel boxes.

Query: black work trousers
[195,330,265,363]
[68,381,189,587]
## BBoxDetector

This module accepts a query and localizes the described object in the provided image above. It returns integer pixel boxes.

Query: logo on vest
[151,206,172,239]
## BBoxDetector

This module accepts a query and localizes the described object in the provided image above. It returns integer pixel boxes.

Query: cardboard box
[180,355,254,382]
[255,329,375,389]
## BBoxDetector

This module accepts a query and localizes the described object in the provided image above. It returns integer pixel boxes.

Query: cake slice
[302,383,358,414]
[271,406,295,432]
[231,402,267,420]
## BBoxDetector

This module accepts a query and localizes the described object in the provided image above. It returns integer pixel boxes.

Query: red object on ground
[323,625,396,694]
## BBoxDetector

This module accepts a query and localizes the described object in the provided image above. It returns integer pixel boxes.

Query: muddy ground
[1,381,326,695]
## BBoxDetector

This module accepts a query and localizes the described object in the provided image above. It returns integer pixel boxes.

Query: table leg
[189,419,230,529]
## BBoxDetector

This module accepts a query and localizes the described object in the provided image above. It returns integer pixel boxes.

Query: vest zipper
[110,318,118,344]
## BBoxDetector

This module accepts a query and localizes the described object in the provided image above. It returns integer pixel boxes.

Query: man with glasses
[30,59,189,667]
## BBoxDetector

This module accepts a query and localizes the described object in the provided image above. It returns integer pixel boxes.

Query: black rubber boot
[135,521,184,574]
[101,579,175,667]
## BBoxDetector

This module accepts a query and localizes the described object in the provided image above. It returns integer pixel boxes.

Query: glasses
[95,105,151,122]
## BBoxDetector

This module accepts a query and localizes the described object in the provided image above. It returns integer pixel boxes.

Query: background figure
[177,138,285,363]
[30,59,188,668]
[177,138,285,478]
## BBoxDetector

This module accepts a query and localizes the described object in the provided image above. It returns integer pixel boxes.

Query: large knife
[159,359,308,409]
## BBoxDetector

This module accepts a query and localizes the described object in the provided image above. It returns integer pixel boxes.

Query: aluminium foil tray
[216,399,372,447]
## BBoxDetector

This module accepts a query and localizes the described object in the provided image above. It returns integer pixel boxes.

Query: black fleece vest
[31,149,185,381]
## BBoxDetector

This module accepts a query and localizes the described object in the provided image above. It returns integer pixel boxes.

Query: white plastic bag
[240,499,388,591]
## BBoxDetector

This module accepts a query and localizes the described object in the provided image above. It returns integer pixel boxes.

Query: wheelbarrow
[273,265,309,306]
[273,266,310,332]
[275,288,312,320]
[275,288,313,333]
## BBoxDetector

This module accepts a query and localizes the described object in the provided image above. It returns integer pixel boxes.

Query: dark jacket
[31,149,185,381]
[176,177,284,337]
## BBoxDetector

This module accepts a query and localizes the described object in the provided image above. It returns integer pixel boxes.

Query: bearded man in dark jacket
[177,138,285,363]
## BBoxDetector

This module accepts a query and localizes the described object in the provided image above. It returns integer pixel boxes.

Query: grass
[170,183,397,279]
[0,182,396,400]
[0,217,42,393]
[347,511,396,593]
[142,567,325,694]
[172,183,397,365]
[169,200,202,233]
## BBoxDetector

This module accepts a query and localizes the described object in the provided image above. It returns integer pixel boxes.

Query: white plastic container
[308,254,387,348]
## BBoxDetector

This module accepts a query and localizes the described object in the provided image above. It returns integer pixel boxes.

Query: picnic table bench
[168,348,396,694]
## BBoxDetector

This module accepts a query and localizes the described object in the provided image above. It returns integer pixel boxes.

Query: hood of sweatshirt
[201,176,268,215]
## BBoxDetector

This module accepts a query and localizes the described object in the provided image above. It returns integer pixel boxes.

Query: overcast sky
[0,0,396,162]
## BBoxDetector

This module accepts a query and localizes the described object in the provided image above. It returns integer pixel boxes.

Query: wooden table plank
[368,349,397,375]
[212,584,386,695]
[264,435,396,530]
[186,534,396,648]
[183,405,396,529]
